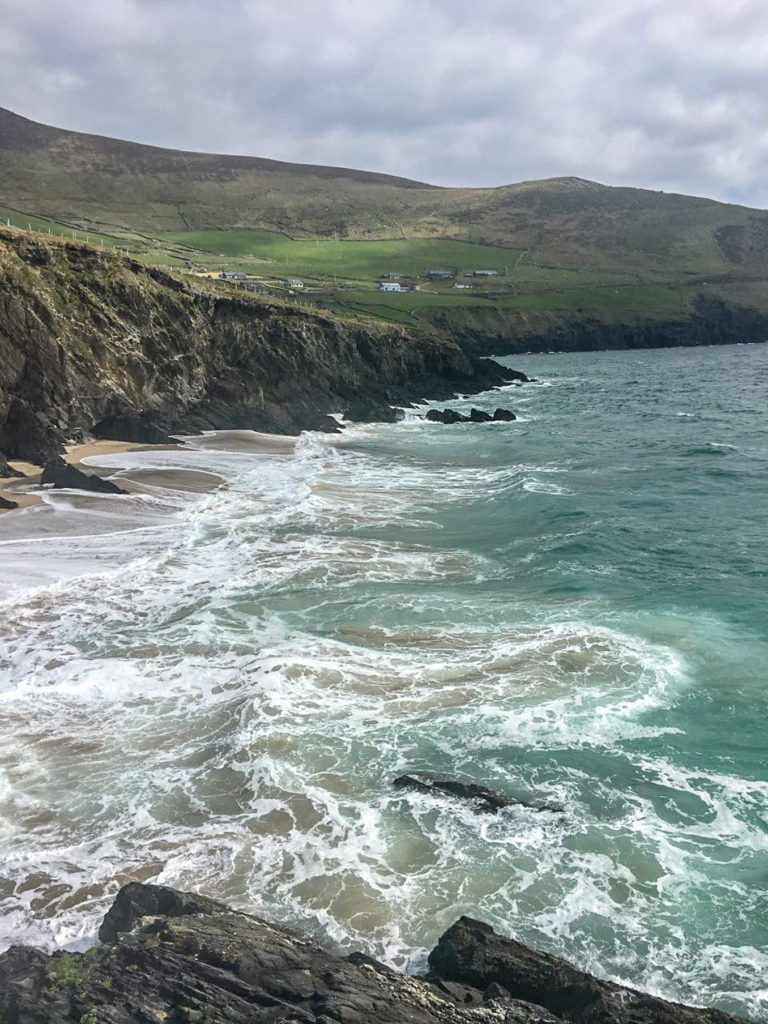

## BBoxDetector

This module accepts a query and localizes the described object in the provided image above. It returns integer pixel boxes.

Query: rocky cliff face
[0,231,507,461]
[425,295,768,357]
[0,883,743,1023]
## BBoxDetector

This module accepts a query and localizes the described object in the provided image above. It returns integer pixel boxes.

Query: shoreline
[0,431,299,515]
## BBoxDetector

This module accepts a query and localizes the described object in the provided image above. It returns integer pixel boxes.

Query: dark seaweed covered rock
[0,494,18,509]
[392,773,563,814]
[41,455,127,494]
[492,408,516,421]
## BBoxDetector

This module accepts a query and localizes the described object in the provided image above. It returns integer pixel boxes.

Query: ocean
[0,343,766,1020]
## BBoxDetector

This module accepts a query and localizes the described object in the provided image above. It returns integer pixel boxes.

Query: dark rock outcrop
[0,883,744,1024]
[469,408,492,422]
[41,455,127,494]
[0,494,18,510]
[393,773,563,814]
[343,399,406,423]
[426,408,470,424]
[429,917,740,1024]
[0,452,24,477]
[426,408,516,424]
[92,413,183,446]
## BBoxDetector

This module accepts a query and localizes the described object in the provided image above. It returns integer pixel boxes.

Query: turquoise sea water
[0,344,766,1018]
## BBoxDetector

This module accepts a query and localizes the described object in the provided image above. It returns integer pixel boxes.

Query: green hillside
[3,105,768,351]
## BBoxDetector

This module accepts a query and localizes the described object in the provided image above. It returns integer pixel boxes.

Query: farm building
[473,269,499,277]
[379,282,402,292]
[382,272,403,279]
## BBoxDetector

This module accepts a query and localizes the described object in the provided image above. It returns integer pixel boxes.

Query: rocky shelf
[0,883,743,1023]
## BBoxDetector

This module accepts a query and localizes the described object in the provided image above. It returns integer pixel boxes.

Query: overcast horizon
[2,0,768,208]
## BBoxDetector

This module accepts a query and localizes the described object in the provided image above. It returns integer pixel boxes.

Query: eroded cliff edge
[0,231,507,462]
[0,882,743,1023]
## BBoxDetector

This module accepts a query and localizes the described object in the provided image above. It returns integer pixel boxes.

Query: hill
[3,105,768,351]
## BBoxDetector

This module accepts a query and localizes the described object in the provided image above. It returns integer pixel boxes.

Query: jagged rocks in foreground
[429,917,740,1024]
[0,883,743,1024]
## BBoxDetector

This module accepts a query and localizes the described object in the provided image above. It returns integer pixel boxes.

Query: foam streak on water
[1,348,767,1021]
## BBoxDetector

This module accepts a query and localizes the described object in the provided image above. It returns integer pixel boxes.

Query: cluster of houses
[218,271,305,293]
[216,266,499,298]
[378,268,500,292]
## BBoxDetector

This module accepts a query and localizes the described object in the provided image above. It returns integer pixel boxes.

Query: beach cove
[0,344,766,1021]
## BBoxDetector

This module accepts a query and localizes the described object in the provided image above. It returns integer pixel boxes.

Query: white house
[379,282,402,292]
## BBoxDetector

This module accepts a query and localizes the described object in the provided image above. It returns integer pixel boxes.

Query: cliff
[0,230,507,462]
[0,882,743,1023]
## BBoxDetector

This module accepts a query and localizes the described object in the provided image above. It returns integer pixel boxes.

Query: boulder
[92,414,183,446]
[426,408,470,424]
[393,773,563,814]
[41,456,127,494]
[469,408,493,422]
[0,495,18,510]
[429,916,739,1024]
[343,399,406,423]
[426,408,516,424]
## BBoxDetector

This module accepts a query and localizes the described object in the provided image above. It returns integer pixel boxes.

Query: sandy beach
[0,431,298,514]
[0,440,146,512]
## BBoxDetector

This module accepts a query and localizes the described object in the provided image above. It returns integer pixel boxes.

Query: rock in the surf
[0,495,18,510]
[426,407,516,424]
[429,916,738,1024]
[392,773,562,814]
[469,408,493,422]
[41,455,127,494]
[426,407,468,424]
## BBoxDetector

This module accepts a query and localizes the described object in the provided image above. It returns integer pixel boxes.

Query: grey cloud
[2,0,768,206]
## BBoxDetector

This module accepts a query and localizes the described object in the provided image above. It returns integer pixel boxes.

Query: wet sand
[0,431,297,515]
[0,440,146,513]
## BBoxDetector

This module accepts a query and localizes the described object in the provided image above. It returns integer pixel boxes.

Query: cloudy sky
[2,0,768,206]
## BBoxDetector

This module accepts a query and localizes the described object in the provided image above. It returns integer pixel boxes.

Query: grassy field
[0,207,129,247]
[326,282,688,325]
[161,230,530,278]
